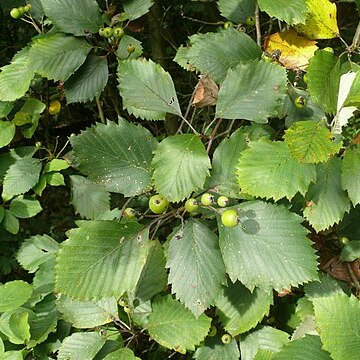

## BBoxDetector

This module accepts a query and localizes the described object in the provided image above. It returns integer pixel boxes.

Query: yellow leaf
[295,0,339,39]
[264,30,318,70]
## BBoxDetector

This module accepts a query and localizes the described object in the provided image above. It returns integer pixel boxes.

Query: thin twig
[206,118,223,154]
[255,2,261,48]
[96,96,106,124]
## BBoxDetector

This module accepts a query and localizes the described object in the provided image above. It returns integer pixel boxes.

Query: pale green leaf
[258,0,308,25]
[194,335,240,360]
[218,201,318,292]
[0,47,34,102]
[215,281,273,336]
[27,33,92,81]
[175,29,261,83]
[292,315,318,340]
[2,351,24,360]
[70,120,157,197]
[3,210,20,234]
[240,326,290,360]
[167,219,226,316]
[284,121,342,163]
[45,159,70,172]
[58,332,106,360]
[0,121,15,148]
[118,58,181,117]
[64,55,108,103]
[236,140,316,201]
[272,335,331,359]
[9,196,42,219]
[2,157,42,199]
[17,234,59,273]
[307,50,341,115]
[70,175,110,220]
[0,101,14,117]
[305,273,346,300]
[217,0,255,23]
[0,338,3,356]
[342,145,360,206]
[33,259,55,295]
[304,157,351,231]
[340,240,360,261]
[41,0,103,36]
[55,221,149,300]
[344,69,360,106]
[0,281,33,312]
[0,309,31,344]
[206,128,247,198]
[216,61,287,122]
[134,240,168,302]
[147,294,211,353]
[123,0,153,20]
[152,135,211,202]
[56,295,118,328]
[313,294,360,360]
[46,172,65,186]
[103,348,140,360]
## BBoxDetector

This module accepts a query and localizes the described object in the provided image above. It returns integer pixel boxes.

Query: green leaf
[218,201,318,292]
[27,33,92,81]
[116,35,143,61]
[0,309,31,344]
[45,159,69,172]
[0,121,15,148]
[152,135,211,202]
[17,234,59,273]
[0,47,34,102]
[0,101,14,117]
[258,0,308,25]
[134,240,168,302]
[2,351,24,360]
[123,0,153,20]
[0,281,33,312]
[306,50,341,115]
[194,334,240,360]
[236,140,316,201]
[217,0,255,23]
[3,210,20,234]
[118,58,181,118]
[56,295,118,328]
[2,157,42,200]
[147,294,211,353]
[206,128,247,198]
[33,259,56,295]
[58,332,106,360]
[340,241,360,261]
[215,281,273,336]
[304,157,351,232]
[342,144,360,206]
[343,68,360,106]
[9,196,42,219]
[216,61,287,122]
[313,294,360,360]
[305,273,345,300]
[70,120,157,197]
[167,219,226,317]
[175,29,261,83]
[64,55,108,104]
[0,338,3,356]
[272,335,331,359]
[103,348,140,360]
[55,221,149,300]
[240,326,290,360]
[284,121,342,163]
[70,175,110,220]
[41,0,103,36]
[46,172,65,186]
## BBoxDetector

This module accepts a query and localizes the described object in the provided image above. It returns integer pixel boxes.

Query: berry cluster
[10,4,32,19]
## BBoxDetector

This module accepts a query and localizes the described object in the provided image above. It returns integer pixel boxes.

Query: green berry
[102,27,113,38]
[123,305,131,314]
[201,193,214,206]
[123,207,136,219]
[339,236,350,246]
[119,297,128,307]
[10,8,21,19]
[221,333,232,344]
[245,16,255,27]
[18,6,26,15]
[223,21,233,29]
[99,27,106,37]
[185,198,199,213]
[217,196,229,207]
[209,325,217,337]
[294,96,307,109]
[149,194,169,214]
[113,26,125,38]
[221,209,238,228]
[24,4,32,12]
[127,44,136,54]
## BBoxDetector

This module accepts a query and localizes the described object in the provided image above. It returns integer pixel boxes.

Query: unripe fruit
[294,96,307,109]
[10,8,21,19]
[98,27,106,37]
[339,236,350,246]
[185,198,199,213]
[221,209,238,228]
[48,100,61,115]
[221,333,232,344]
[217,196,229,207]
[123,207,136,219]
[246,16,255,27]
[201,193,214,206]
[24,4,33,12]
[208,325,217,337]
[18,6,26,16]
[149,194,169,214]
[119,297,128,307]
[127,44,136,54]
[102,27,114,38]
[223,21,233,29]
[113,27,125,38]
[123,305,131,314]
